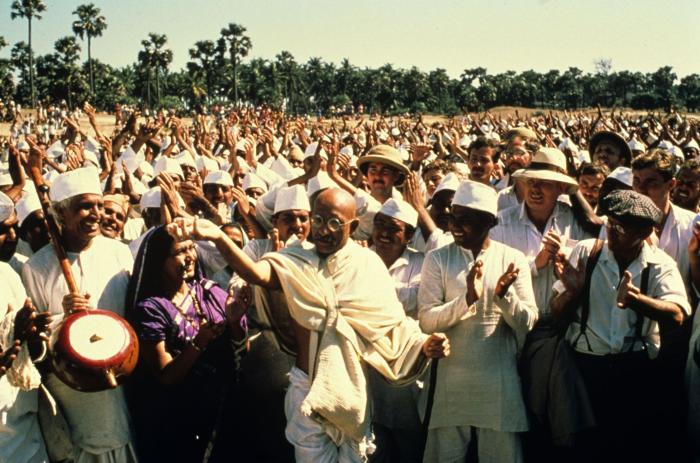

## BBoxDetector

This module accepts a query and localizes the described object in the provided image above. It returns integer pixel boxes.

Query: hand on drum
[167,217,223,243]
[62,292,92,313]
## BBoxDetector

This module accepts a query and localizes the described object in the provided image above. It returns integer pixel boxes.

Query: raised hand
[495,263,519,298]
[534,230,562,270]
[269,228,284,251]
[466,260,484,306]
[167,217,223,243]
[555,254,586,297]
[226,284,251,326]
[617,271,640,309]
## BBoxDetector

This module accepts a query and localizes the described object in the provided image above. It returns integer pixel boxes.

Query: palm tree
[10,0,47,107]
[187,40,218,103]
[54,36,82,107]
[138,33,173,108]
[217,23,252,103]
[72,3,107,98]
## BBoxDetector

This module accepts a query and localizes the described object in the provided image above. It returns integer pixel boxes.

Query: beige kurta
[418,241,538,432]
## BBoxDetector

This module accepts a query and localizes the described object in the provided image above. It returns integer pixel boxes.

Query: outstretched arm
[166,217,280,289]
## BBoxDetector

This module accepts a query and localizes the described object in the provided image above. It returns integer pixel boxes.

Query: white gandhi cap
[378,198,418,227]
[204,170,234,187]
[273,185,311,215]
[16,190,42,227]
[0,191,14,222]
[49,166,102,203]
[451,180,497,218]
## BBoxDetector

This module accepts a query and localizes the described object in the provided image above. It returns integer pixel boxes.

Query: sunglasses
[311,214,353,232]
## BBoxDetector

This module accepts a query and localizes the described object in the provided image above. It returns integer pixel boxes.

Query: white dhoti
[285,367,365,463]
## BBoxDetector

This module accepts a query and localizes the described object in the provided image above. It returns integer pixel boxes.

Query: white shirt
[371,247,424,317]
[21,236,135,455]
[418,241,538,431]
[496,185,519,212]
[0,262,47,463]
[657,203,698,290]
[491,201,591,314]
[565,240,690,358]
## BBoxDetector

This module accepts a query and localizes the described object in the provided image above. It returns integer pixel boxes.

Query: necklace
[172,283,208,335]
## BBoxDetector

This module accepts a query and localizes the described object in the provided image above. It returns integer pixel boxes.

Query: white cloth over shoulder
[254,240,429,451]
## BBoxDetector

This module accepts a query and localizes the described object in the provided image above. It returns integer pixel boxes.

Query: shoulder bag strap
[574,239,604,351]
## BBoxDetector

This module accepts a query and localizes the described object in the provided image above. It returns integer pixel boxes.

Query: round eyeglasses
[311,214,353,232]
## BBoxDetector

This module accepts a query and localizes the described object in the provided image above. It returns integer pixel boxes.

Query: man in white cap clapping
[419,180,538,462]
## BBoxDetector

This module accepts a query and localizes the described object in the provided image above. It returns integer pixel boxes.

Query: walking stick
[421,358,439,458]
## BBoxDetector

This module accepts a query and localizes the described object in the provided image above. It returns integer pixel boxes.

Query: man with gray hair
[21,165,137,462]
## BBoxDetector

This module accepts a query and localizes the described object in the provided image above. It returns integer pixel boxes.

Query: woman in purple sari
[125,225,249,462]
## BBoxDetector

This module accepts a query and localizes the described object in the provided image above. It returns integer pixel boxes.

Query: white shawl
[254,241,428,447]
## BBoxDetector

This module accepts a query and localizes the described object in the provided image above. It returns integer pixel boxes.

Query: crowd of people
[1,101,700,463]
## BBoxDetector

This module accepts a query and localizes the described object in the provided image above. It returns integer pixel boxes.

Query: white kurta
[491,202,591,314]
[0,262,48,463]
[418,241,538,432]
[21,236,136,461]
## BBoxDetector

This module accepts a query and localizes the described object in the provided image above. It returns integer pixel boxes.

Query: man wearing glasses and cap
[551,189,688,462]
[419,180,538,463]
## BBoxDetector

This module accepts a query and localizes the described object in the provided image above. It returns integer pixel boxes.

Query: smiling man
[357,145,409,204]
[101,194,130,240]
[167,188,450,462]
[419,180,538,462]
[672,159,700,213]
[21,166,137,462]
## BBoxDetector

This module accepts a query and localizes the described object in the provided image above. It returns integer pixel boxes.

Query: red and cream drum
[49,309,139,392]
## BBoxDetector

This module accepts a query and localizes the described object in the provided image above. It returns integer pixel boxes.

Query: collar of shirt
[598,240,662,280]
[518,200,566,235]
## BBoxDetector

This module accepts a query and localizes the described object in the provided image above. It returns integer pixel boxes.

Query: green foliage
[2,19,699,114]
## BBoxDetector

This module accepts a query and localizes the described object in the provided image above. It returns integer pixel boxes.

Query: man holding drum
[21,166,138,462]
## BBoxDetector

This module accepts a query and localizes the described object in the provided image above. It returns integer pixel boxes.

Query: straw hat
[512,148,578,194]
[356,145,410,186]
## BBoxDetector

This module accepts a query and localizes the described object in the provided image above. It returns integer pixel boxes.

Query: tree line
[2,0,699,115]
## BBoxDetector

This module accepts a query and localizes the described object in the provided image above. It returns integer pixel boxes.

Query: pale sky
[1,0,699,79]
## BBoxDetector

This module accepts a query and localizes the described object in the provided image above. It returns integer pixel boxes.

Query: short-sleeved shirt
[565,239,690,358]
